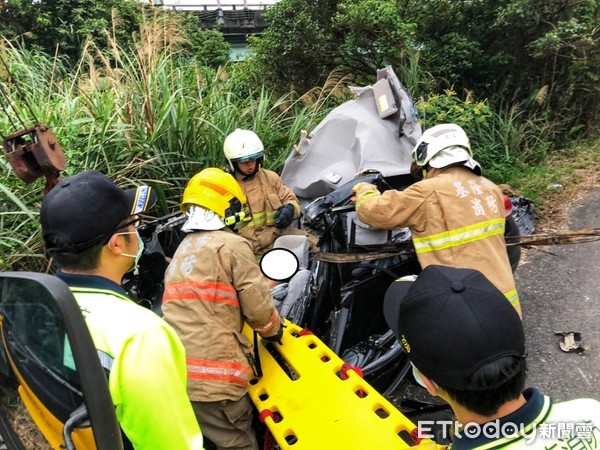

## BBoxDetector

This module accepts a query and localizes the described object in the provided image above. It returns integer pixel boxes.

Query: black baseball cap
[383,265,525,390]
[41,170,156,253]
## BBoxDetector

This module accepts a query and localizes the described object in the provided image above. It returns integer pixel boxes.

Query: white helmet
[223,129,264,172]
[411,123,481,174]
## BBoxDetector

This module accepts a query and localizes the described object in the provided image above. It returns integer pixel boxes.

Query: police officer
[384,265,600,449]
[40,170,203,449]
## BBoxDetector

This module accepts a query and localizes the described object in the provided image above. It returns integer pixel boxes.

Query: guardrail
[153,1,279,10]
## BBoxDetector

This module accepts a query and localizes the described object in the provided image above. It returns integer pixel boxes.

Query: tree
[246,0,424,93]
[0,0,49,52]
[334,0,416,82]
[0,1,230,70]
[245,0,339,94]
[415,0,599,134]
[177,14,230,68]
[0,0,145,61]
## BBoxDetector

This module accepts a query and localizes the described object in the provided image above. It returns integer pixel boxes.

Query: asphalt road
[517,187,600,401]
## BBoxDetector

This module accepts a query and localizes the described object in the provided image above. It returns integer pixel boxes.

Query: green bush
[417,89,553,183]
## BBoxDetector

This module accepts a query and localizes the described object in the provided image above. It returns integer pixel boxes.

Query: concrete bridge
[151,1,280,45]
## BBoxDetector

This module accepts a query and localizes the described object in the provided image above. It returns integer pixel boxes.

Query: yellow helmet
[181,168,247,219]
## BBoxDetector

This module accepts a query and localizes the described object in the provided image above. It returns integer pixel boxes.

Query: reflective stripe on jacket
[69,286,203,450]
[235,169,301,256]
[186,357,252,386]
[356,166,520,313]
[162,228,280,402]
[449,388,600,449]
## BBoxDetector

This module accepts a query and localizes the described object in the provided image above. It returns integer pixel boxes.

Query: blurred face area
[410,161,427,181]
[236,159,257,175]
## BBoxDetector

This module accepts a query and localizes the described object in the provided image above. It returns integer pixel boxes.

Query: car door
[0,272,123,450]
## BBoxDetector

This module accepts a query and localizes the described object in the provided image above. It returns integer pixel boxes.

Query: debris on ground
[555,331,589,354]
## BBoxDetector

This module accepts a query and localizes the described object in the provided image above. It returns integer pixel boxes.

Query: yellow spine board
[244,320,435,449]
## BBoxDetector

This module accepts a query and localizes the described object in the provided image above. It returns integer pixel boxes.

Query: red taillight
[503,195,513,218]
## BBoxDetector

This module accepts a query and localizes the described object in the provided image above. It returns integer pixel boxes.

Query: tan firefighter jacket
[234,169,303,256]
[355,166,520,314]
[162,228,281,402]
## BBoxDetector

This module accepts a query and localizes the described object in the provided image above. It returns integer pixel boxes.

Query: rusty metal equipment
[0,52,67,193]
[2,124,66,192]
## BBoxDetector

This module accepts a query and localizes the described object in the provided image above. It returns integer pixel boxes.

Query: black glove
[274,204,295,229]
[262,323,284,345]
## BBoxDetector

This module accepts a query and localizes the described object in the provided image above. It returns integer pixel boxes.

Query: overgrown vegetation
[244,0,599,141]
[0,13,344,271]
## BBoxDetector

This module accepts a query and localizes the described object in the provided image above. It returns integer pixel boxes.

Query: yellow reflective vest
[59,273,203,450]
[356,166,520,313]
[446,388,600,449]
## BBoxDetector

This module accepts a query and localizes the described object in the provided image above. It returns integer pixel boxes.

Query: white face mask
[411,363,427,389]
[115,231,144,269]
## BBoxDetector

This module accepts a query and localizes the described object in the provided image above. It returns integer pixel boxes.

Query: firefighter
[162,168,283,450]
[223,128,316,258]
[352,123,521,316]
[40,170,203,449]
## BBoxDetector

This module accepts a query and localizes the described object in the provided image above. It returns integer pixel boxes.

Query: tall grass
[0,13,344,271]
[396,50,435,99]
[473,104,554,182]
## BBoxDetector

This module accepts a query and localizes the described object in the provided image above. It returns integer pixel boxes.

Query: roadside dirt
[509,150,600,267]
[533,165,600,232]
[0,382,49,450]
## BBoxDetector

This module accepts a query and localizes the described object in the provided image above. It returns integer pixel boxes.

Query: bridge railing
[152,0,279,11]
